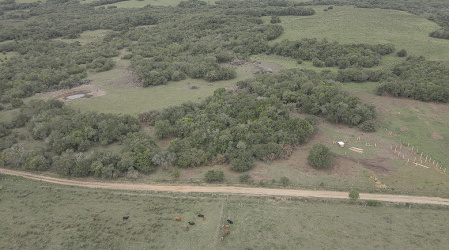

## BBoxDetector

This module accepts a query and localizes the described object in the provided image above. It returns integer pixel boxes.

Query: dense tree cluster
[376,56,449,102]
[0,40,118,103]
[141,88,314,170]
[268,39,394,69]
[0,100,162,178]
[237,69,377,130]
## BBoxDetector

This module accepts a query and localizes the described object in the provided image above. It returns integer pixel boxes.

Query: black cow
[198,214,204,218]
[227,219,233,224]
[123,216,129,220]
[188,221,195,225]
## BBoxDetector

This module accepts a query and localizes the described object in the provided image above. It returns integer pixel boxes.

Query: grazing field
[273,5,449,62]
[56,29,111,45]
[1,175,448,249]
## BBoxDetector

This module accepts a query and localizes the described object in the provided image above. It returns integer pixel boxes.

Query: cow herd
[121,214,235,241]
[173,214,235,241]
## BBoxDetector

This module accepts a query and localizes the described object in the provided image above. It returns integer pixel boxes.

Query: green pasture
[1,175,449,249]
[272,5,449,62]
[251,54,339,73]
[57,29,111,45]
[65,65,252,115]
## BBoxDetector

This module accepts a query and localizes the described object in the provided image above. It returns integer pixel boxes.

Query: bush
[359,119,376,132]
[230,151,255,172]
[171,167,180,179]
[280,176,290,186]
[396,49,407,57]
[205,170,224,183]
[307,144,334,169]
[366,200,382,206]
[239,172,252,183]
[349,190,359,200]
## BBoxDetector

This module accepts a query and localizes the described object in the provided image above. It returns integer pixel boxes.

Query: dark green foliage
[376,57,449,102]
[358,119,377,132]
[205,170,224,183]
[239,172,252,183]
[280,176,290,186]
[269,39,393,68]
[366,200,382,207]
[270,16,281,24]
[396,49,407,57]
[307,144,334,169]
[230,150,255,172]
[237,69,377,128]
[430,29,449,40]
[349,190,360,200]
[147,88,314,169]
[154,120,171,139]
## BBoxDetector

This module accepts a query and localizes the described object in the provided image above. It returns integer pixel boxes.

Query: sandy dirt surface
[1,168,449,206]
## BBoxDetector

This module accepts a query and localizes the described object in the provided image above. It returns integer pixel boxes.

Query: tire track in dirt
[1,168,449,206]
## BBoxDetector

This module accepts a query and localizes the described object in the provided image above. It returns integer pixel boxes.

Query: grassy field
[272,5,449,62]
[56,29,111,45]
[1,175,448,249]
[63,64,249,115]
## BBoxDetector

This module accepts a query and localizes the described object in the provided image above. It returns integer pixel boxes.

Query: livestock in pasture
[186,226,189,231]
[203,216,206,221]
[174,217,182,221]
[198,214,204,218]
[223,225,230,228]
[221,230,230,240]
[227,219,233,224]
[188,221,195,225]
[122,216,129,220]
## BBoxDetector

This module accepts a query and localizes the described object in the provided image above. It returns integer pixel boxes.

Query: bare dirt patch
[43,84,107,102]
[226,59,285,74]
[431,133,444,140]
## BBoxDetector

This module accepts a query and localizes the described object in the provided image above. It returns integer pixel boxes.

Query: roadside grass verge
[1,175,448,249]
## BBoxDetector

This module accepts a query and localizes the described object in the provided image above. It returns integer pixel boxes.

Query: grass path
[1,168,449,206]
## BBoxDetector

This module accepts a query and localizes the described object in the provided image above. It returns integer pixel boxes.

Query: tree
[152,151,176,170]
[307,144,334,169]
[349,190,360,200]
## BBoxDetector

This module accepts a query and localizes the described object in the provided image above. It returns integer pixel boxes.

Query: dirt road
[2,168,449,206]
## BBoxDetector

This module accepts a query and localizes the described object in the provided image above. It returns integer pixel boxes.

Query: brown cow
[221,230,230,240]
[174,217,182,221]
[203,216,206,221]
[223,225,230,229]
[186,226,189,231]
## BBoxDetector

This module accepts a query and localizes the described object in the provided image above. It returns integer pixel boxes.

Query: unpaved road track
[2,168,449,206]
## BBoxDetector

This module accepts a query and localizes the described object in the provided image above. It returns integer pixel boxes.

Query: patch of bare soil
[44,84,107,102]
[226,59,285,74]
[431,133,444,140]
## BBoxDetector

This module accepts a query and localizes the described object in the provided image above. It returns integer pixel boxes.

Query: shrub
[349,190,360,200]
[366,200,382,206]
[205,170,224,183]
[280,176,290,186]
[307,144,334,169]
[239,172,252,183]
[396,49,407,57]
[171,168,180,179]
[359,119,377,132]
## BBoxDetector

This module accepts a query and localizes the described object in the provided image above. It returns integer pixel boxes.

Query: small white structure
[337,141,345,147]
